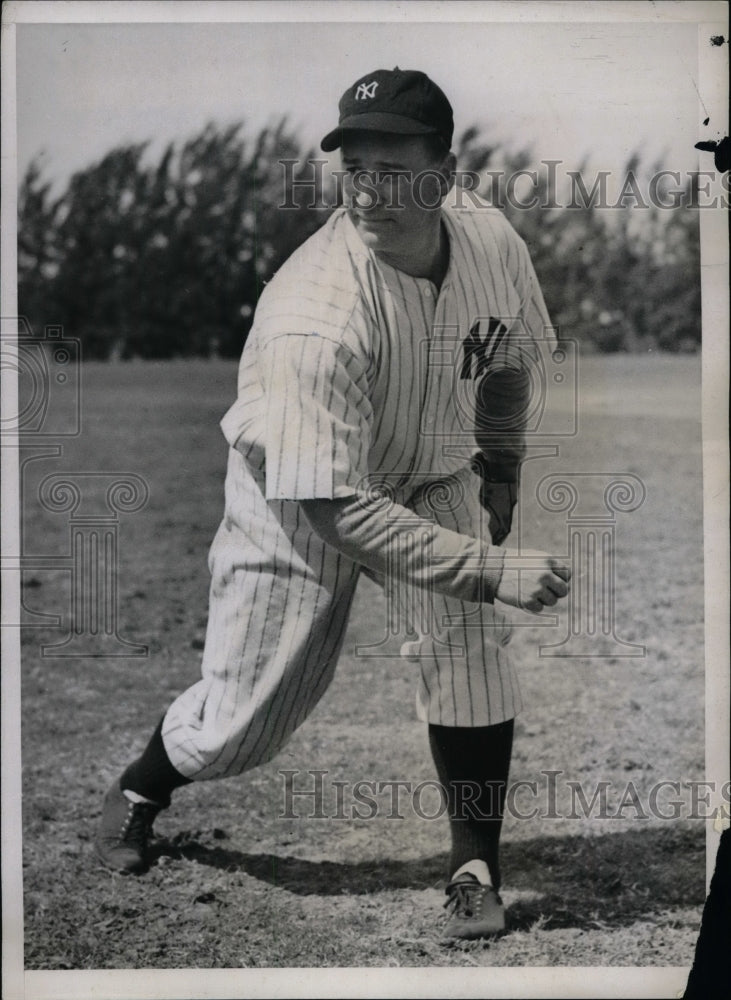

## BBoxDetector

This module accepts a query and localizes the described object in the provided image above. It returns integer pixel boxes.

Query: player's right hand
[495,549,571,613]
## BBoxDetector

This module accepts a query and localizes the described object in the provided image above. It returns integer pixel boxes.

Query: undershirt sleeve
[258,333,373,500]
[301,491,506,605]
[476,237,555,483]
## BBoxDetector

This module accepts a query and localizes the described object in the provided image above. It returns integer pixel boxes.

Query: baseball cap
[320,67,454,152]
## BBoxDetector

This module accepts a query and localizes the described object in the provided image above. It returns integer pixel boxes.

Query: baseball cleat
[442,873,506,939]
[94,781,162,874]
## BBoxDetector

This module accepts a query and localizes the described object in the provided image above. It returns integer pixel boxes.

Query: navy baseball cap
[320,67,454,152]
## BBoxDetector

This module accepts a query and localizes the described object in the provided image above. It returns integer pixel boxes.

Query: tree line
[18,119,701,358]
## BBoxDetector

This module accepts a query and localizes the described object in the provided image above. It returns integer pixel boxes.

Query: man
[95,68,570,940]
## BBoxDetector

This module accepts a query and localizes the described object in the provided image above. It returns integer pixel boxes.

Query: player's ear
[441,151,457,195]
[432,151,456,200]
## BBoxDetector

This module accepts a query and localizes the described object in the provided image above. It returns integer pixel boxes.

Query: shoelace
[122,801,159,845]
[443,881,486,918]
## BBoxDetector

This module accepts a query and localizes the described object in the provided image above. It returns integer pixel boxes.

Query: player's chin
[349,213,397,246]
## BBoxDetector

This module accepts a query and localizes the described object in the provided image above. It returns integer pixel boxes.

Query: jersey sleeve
[257,333,373,500]
[515,236,555,349]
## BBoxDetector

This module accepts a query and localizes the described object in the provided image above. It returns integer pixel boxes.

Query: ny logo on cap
[355,80,379,101]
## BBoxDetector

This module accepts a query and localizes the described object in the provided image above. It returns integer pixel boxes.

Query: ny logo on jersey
[460,318,509,379]
[355,80,379,101]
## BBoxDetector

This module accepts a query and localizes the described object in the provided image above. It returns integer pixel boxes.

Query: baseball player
[95,68,570,940]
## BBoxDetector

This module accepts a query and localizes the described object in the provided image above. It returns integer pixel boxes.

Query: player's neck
[375,220,450,289]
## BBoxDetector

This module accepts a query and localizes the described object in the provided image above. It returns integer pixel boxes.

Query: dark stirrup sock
[120,716,192,808]
[428,719,514,889]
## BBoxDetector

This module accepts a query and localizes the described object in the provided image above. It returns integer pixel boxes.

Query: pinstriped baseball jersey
[162,197,554,779]
[220,196,552,496]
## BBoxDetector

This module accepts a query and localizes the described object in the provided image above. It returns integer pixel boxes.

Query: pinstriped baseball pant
[161,448,521,781]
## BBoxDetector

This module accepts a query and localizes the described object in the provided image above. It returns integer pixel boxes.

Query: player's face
[340,132,452,260]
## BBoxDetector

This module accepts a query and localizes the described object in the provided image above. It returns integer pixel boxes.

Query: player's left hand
[479,480,517,546]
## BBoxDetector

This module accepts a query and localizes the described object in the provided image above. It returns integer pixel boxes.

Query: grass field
[17,353,708,978]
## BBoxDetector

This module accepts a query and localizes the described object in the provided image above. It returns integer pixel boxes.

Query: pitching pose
[96,68,570,940]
